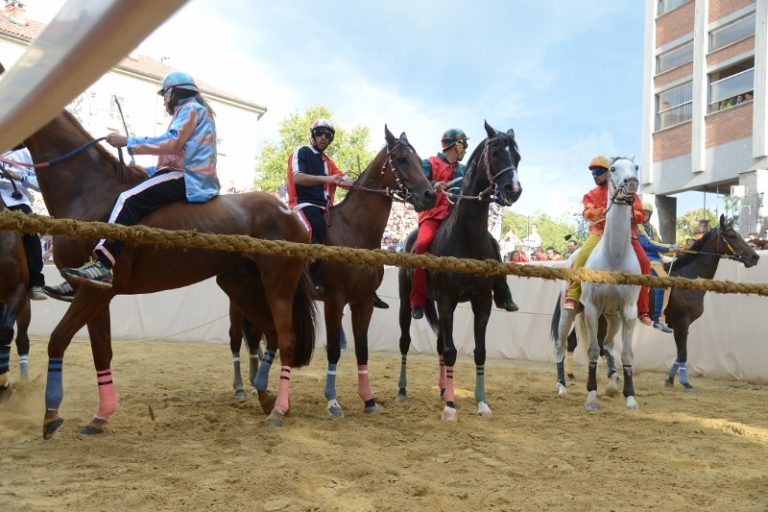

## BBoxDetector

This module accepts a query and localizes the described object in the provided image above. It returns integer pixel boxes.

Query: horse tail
[424,299,439,335]
[550,298,561,343]
[290,273,317,368]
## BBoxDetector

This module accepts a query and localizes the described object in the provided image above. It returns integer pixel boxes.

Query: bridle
[678,227,743,261]
[344,141,413,203]
[444,135,517,203]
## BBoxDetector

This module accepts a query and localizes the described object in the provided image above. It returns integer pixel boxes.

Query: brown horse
[251,127,437,418]
[0,199,32,392]
[665,215,759,390]
[24,109,316,437]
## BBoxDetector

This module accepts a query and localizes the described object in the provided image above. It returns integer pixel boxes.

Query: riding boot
[493,275,518,312]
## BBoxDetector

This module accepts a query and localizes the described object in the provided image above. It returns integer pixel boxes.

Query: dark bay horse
[0,199,31,393]
[24,110,317,436]
[252,127,437,418]
[397,121,522,421]
[665,215,758,391]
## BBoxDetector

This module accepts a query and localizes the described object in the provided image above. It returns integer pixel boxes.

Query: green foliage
[254,106,376,193]
[676,208,717,243]
[500,210,576,254]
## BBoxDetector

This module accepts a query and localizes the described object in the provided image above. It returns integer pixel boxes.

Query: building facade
[0,0,267,199]
[642,0,768,240]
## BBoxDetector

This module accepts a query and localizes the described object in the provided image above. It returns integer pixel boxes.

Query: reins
[443,135,516,203]
[344,142,413,203]
[0,137,108,169]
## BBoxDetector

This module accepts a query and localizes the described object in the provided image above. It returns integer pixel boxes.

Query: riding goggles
[590,167,607,177]
[313,129,334,139]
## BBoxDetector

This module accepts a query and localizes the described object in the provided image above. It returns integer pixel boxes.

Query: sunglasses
[313,129,334,139]
[590,167,607,177]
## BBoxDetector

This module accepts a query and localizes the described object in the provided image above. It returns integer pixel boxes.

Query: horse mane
[670,228,717,270]
[60,110,152,184]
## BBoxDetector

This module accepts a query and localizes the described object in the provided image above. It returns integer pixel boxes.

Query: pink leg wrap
[444,365,455,404]
[438,355,446,390]
[274,366,291,413]
[357,365,373,401]
[96,369,118,420]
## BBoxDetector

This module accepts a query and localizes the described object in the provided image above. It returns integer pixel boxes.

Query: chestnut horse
[24,110,316,437]
[0,199,31,392]
[665,215,758,390]
[251,127,437,418]
[397,122,522,421]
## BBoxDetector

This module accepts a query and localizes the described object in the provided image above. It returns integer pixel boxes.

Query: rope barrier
[1,209,767,297]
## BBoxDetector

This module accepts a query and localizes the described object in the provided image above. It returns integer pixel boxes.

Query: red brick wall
[709,0,755,22]
[705,101,753,147]
[653,122,692,161]
[656,1,695,46]
[707,36,755,65]
[655,62,693,88]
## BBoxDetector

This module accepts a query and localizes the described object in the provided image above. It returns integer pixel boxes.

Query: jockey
[286,119,350,294]
[410,128,518,319]
[637,202,677,333]
[563,155,653,326]
[60,71,220,289]
[0,143,47,300]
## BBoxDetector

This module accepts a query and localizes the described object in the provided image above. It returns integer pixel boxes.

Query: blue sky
[27,0,721,219]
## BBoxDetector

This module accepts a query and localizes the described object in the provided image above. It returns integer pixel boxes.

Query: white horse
[554,157,641,411]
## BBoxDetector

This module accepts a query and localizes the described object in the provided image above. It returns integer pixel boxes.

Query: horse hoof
[395,393,407,403]
[234,390,246,403]
[683,383,696,393]
[79,424,105,436]
[477,402,492,417]
[43,417,64,440]
[257,391,277,415]
[584,391,599,411]
[605,375,619,397]
[584,402,599,412]
[364,403,380,414]
[265,410,285,427]
[665,379,674,388]
[557,383,568,396]
[626,396,640,410]
[327,399,344,418]
[441,406,458,422]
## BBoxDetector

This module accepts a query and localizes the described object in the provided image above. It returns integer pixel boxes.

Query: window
[710,13,755,52]
[708,58,754,112]
[657,41,693,73]
[656,81,692,130]
[658,0,690,16]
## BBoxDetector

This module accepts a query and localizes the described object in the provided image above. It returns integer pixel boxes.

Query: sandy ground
[1,336,767,512]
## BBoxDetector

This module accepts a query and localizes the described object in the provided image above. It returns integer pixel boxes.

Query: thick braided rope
[1,210,766,296]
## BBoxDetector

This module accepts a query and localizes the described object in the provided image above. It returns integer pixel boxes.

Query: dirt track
[1,337,767,512]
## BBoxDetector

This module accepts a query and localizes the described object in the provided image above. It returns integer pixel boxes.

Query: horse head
[607,157,639,205]
[383,125,436,212]
[716,214,760,267]
[463,121,522,206]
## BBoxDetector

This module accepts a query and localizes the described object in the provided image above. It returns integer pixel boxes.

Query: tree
[254,106,375,193]
[500,210,576,254]
[676,208,717,242]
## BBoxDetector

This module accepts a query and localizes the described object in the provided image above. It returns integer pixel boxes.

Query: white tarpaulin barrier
[29,252,767,382]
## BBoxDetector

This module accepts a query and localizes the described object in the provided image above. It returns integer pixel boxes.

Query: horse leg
[228,304,246,403]
[350,300,379,414]
[582,306,601,411]
[555,301,577,396]
[668,321,694,392]
[0,283,27,397]
[16,299,31,381]
[254,333,278,414]
[437,299,459,421]
[80,306,117,435]
[43,287,114,439]
[471,296,492,417]
[396,290,413,403]
[323,299,345,418]
[242,316,264,392]
[597,314,616,380]
[601,313,621,397]
[565,327,577,382]
[620,311,640,410]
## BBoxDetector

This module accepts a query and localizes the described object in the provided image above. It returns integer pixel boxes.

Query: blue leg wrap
[45,357,64,410]
[324,363,338,401]
[254,350,274,391]
[678,362,688,384]
[668,361,679,382]
[397,354,407,390]
[475,365,486,403]
[0,345,10,375]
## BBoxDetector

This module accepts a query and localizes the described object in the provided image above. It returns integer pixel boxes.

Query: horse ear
[384,125,395,145]
[506,128,515,139]
[484,120,496,138]
[719,214,726,229]
[627,153,636,162]
[399,132,409,145]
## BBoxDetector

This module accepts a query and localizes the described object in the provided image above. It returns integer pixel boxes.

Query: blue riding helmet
[157,71,199,96]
